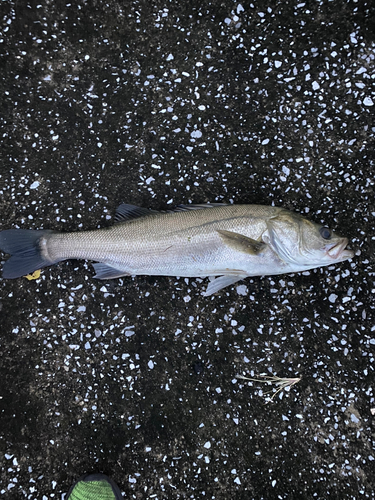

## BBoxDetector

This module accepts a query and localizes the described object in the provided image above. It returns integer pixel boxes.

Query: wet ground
[1,1,374,498]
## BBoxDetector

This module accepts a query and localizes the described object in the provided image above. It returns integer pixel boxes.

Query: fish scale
[47,208,270,274]
[0,203,354,296]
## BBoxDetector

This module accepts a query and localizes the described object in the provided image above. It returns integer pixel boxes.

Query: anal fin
[92,262,131,279]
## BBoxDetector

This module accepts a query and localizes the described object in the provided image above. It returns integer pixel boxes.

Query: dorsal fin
[114,202,229,222]
[115,202,229,222]
[172,203,228,212]
[114,204,157,222]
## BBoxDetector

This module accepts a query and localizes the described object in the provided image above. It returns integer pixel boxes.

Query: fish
[0,203,354,296]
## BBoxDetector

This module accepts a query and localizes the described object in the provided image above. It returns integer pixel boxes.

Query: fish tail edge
[0,229,58,279]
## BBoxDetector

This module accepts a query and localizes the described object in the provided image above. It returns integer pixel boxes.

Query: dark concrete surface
[1,1,374,498]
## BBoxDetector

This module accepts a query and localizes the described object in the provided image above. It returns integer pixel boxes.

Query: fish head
[267,210,354,268]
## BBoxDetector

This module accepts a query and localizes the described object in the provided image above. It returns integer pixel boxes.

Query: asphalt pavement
[0,1,374,498]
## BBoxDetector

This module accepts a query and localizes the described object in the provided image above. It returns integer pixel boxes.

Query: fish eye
[319,227,332,240]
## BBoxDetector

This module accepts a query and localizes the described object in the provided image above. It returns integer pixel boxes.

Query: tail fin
[0,229,57,279]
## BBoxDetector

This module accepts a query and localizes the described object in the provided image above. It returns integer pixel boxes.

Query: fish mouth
[326,238,354,261]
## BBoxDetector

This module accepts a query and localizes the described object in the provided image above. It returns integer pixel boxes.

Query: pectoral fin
[203,275,247,296]
[217,230,266,255]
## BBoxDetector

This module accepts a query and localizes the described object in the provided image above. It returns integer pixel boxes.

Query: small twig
[237,374,301,402]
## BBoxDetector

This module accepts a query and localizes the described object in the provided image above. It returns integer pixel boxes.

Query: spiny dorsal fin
[217,229,266,255]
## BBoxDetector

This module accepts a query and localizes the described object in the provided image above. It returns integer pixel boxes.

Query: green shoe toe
[66,473,123,500]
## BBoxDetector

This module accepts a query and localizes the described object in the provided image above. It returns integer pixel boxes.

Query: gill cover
[266,211,311,266]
